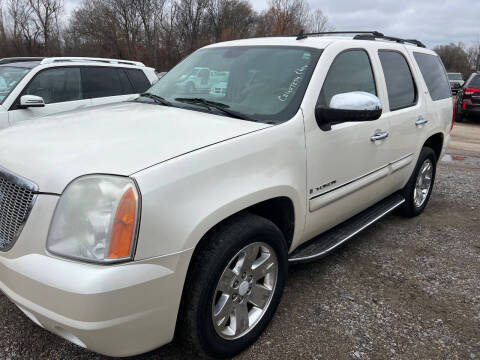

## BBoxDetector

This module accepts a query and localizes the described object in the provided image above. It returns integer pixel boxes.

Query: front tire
[400,147,437,217]
[178,213,288,358]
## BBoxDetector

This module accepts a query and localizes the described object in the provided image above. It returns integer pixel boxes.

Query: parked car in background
[448,72,464,94]
[455,71,480,122]
[0,57,157,130]
[175,66,229,93]
[0,32,453,358]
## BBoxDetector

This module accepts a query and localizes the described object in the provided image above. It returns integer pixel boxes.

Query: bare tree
[305,8,332,33]
[258,0,310,36]
[207,0,255,42]
[28,0,63,55]
[0,0,334,68]
[7,0,40,54]
[174,0,211,53]
[467,38,480,72]
[434,42,471,78]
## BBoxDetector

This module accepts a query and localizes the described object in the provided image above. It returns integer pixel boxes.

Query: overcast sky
[65,0,479,49]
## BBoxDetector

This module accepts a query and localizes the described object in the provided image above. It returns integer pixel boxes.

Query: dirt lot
[1,123,479,360]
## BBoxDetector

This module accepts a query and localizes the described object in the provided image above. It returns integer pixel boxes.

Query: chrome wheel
[212,242,278,340]
[413,158,433,208]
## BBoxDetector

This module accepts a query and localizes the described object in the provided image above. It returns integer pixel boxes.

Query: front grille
[0,167,38,250]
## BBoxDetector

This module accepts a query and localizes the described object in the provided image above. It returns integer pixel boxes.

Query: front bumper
[0,195,193,357]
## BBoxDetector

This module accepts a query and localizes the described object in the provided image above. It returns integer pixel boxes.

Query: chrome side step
[288,193,405,264]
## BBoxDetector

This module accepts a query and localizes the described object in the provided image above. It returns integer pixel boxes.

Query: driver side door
[303,45,393,239]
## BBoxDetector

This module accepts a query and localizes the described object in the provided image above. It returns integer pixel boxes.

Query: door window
[413,52,451,101]
[319,49,377,108]
[378,50,416,110]
[82,67,123,99]
[24,67,83,104]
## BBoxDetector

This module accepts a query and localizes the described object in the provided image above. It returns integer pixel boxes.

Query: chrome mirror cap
[329,91,382,111]
[20,95,45,108]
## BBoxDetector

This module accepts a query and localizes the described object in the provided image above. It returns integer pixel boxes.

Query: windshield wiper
[175,97,253,121]
[139,93,172,106]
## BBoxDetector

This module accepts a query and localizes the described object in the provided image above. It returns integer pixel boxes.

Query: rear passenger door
[9,67,90,124]
[82,67,146,106]
[375,48,426,189]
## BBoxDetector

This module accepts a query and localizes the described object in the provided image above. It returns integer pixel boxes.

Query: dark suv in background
[456,72,480,122]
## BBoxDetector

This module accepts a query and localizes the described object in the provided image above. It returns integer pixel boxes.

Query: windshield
[448,73,462,81]
[146,46,322,123]
[0,66,30,104]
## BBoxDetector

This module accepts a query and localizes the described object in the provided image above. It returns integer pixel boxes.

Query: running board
[288,193,405,264]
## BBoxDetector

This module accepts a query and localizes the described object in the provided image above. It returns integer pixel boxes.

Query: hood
[0,102,270,193]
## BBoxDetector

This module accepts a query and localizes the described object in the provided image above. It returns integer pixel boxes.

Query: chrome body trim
[309,153,414,200]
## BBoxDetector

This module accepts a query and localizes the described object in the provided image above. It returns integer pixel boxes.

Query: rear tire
[178,213,288,359]
[400,147,437,217]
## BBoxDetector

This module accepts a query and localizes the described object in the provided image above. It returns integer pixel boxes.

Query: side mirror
[315,91,382,131]
[19,95,45,109]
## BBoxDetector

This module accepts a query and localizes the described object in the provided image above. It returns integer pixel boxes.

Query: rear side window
[118,69,134,93]
[82,67,123,99]
[413,52,451,101]
[24,67,82,104]
[379,50,416,110]
[125,69,150,93]
[469,75,480,88]
[319,49,376,107]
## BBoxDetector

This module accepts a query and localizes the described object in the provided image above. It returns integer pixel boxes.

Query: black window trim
[378,49,418,112]
[316,47,379,130]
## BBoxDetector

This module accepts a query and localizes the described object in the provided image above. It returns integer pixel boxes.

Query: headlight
[47,175,140,263]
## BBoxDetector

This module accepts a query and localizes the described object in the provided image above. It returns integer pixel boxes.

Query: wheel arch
[423,132,444,161]
[190,195,296,260]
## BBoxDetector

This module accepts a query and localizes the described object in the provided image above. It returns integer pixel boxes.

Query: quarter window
[24,67,82,104]
[319,49,376,108]
[125,69,151,93]
[413,52,451,101]
[378,50,416,110]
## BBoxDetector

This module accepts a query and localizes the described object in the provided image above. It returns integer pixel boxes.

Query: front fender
[132,113,307,260]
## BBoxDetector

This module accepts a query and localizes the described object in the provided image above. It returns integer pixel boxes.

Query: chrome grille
[0,167,38,250]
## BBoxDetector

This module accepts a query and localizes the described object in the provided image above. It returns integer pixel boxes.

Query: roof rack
[0,57,45,65]
[295,30,426,48]
[40,57,145,67]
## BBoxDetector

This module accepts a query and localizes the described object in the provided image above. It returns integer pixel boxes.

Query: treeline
[0,0,332,70]
[434,42,480,77]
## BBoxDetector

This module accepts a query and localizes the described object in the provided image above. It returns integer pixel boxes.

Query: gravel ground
[1,125,479,360]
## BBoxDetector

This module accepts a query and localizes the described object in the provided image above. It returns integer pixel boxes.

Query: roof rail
[40,57,145,66]
[0,57,44,65]
[295,30,426,48]
[295,30,384,40]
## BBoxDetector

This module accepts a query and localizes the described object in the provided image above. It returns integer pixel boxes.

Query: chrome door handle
[370,130,389,141]
[415,117,428,126]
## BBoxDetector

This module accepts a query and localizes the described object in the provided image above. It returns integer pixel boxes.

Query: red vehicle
[456,71,480,122]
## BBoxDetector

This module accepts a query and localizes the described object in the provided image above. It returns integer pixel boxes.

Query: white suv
[0,57,157,129]
[0,32,453,358]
